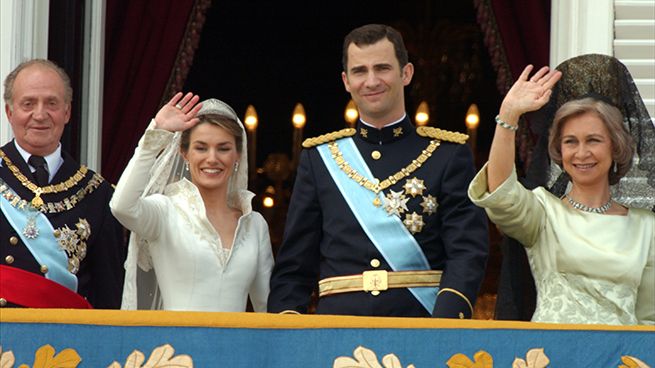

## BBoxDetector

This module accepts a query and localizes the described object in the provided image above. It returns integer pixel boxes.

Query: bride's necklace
[565,194,612,214]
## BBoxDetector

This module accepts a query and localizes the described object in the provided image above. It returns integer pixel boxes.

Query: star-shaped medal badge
[57,224,80,254]
[383,189,409,217]
[420,194,438,215]
[403,177,426,197]
[403,212,425,234]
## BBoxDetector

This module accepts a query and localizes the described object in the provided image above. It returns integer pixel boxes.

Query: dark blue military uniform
[0,141,125,308]
[268,117,488,318]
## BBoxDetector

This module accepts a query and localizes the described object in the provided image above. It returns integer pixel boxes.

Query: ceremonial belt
[319,270,442,297]
[0,265,92,308]
[0,180,78,291]
[317,138,438,313]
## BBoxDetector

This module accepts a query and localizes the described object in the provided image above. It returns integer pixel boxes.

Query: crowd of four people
[1,24,653,325]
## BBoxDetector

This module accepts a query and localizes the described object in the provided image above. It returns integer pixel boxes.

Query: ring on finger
[175,103,183,110]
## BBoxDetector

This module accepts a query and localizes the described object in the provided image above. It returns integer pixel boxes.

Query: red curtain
[474,0,550,172]
[474,0,551,95]
[102,0,210,183]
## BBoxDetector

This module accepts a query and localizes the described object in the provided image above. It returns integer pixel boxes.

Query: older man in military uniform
[0,59,125,308]
[268,24,489,318]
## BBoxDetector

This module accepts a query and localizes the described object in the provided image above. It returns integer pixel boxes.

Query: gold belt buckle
[362,270,388,296]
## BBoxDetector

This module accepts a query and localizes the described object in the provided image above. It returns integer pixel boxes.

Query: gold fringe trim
[302,128,357,148]
[416,126,469,144]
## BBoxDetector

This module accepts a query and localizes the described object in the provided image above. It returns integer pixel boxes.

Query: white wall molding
[550,0,614,67]
[0,0,50,144]
[80,0,106,172]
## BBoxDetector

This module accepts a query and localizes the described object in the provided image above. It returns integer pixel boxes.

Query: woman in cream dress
[468,66,654,325]
[111,93,273,312]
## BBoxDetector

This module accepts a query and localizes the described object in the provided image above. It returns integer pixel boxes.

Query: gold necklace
[327,140,440,206]
[0,149,88,208]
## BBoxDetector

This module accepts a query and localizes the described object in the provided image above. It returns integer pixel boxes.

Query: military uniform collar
[356,115,412,144]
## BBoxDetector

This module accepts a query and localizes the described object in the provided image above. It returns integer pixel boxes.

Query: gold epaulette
[302,128,357,148]
[416,126,468,144]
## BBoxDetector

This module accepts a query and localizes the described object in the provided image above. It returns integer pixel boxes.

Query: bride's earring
[184,161,189,172]
[234,162,239,173]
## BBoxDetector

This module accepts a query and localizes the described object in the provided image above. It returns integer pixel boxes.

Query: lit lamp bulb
[415,101,430,126]
[262,196,274,208]
[465,103,479,159]
[263,185,275,208]
[244,105,258,131]
[291,103,306,168]
[292,103,306,129]
[344,99,358,127]
[465,103,480,130]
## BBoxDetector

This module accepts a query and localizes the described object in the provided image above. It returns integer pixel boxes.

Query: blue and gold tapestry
[0,309,653,367]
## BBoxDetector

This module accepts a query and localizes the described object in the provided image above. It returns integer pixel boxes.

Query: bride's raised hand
[500,65,562,122]
[154,92,203,132]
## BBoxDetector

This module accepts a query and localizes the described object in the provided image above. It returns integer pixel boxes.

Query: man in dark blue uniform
[0,59,125,309]
[268,24,489,318]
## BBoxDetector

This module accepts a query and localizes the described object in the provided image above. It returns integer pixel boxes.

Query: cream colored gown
[468,164,655,325]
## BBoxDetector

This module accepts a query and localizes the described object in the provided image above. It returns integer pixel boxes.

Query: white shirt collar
[13,140,63,183]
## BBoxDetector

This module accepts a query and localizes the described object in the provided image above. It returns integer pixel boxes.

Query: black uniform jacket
[268,117,488,317]
[0,141,125,308]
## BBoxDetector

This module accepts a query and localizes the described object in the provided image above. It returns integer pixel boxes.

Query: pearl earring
[184,161,189,172]
[234,162,239,172]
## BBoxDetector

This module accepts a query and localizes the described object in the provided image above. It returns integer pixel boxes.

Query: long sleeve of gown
[636,230,655,325]
[110,122,174,241]
[467,163,546,248]
[248,213,274,312]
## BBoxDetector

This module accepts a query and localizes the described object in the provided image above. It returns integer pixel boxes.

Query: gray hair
[3,59,73,107]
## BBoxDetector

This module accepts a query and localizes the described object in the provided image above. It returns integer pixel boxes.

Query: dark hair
[548,97,634,185]
[180,114,243,154]
[342,24,409,72]
[3,59,73,106]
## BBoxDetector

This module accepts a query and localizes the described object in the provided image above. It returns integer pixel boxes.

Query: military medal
[420,195,438,215]
[326,141,441,234]
[31,188,44,208]
[383,190,409,216]
[22,215,39,239]
[403,177,426,197]
[56,219,91,274]
[403,212,425,234]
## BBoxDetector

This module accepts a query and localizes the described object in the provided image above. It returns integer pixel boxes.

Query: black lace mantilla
[523,54,655,211]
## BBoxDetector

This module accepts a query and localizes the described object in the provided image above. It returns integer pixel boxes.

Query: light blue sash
[317,138,437,313]
[0,186,78,292]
